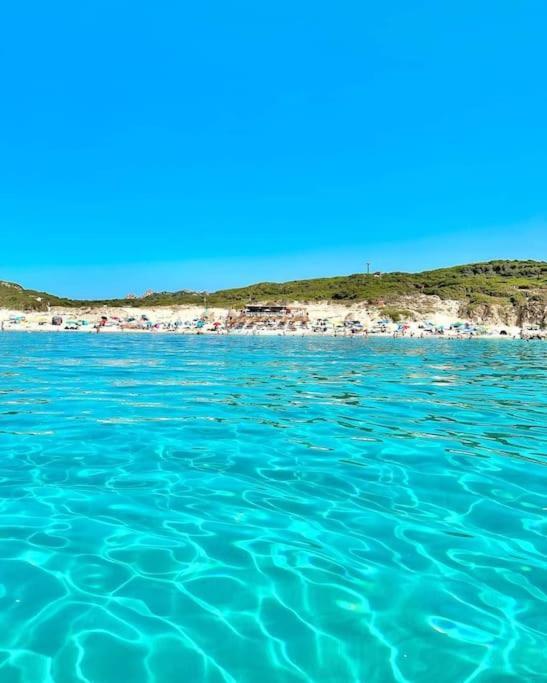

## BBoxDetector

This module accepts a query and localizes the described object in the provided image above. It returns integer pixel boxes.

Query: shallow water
[0,333,545,682]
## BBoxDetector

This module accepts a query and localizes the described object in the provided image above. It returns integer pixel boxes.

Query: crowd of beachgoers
[0,305,544,339]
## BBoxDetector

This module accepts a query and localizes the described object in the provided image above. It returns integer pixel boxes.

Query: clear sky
[1,1,545,298]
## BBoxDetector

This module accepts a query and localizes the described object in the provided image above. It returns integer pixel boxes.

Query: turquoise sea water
[0,333,545,683]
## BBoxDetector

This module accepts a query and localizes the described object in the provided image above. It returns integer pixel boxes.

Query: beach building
[227,304,309,329]
[245,305,291,316]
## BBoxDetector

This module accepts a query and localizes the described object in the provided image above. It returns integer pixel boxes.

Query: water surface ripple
[0,334,545,682]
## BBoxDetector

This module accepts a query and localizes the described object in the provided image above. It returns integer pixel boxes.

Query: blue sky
[1,1,545,298]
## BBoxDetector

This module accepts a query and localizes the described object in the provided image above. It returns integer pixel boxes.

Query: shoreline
[1,303,544,340]
[0,327,539,340]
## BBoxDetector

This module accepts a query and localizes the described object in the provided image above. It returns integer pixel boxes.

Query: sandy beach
[1,301,540,338]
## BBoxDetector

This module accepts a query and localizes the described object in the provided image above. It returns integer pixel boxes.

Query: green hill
[203,259,547,307]
[0,280,73,311]
[2,260,546,312]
